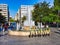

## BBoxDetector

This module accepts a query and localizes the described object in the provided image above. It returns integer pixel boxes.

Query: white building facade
[14,9,20,21]
[0,4,9,21]
[20,5,35,27]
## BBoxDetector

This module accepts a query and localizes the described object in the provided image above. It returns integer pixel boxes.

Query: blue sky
[0,0,54,18]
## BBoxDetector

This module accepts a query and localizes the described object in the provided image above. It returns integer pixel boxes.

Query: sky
[0,0,54,18]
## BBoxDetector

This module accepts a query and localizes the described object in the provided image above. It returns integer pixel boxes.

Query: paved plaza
[0,28,60,45]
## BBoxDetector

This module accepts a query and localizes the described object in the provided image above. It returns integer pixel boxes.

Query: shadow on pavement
[0,35,4,37]
[54,31,60,34]
[58,30,60,31]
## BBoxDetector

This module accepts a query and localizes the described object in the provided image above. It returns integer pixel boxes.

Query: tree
[0,13,6,23]
[32,1,50,26]
[9,17,15,22]
[21,16,26,26]
[54,0,60,10]
[32,0,60,29]
[54,0,60,29]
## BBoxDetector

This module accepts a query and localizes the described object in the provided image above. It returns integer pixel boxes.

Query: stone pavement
[0,28,60,45]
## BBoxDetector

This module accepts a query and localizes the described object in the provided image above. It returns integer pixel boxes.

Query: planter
[8,29,51,37]
[8,30,30,36]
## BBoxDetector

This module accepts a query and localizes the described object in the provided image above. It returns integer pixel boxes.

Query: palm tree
[22,16,26,26]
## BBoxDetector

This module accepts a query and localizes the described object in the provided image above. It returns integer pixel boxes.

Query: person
[2,24,5,32]
[4,25,8,31]
[0,24,1,30]
[3,23,9,31]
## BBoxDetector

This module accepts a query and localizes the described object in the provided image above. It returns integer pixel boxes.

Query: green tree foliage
[0,13,6,23]
[32,3,40,22]
[22,16,26,23]
[54,0,60,10]
[32,1,60,26]
[54,0,60,23]
[32,1,50,23]
[9,17,15,22]
[21,16,26,26]
[39,1,50,16]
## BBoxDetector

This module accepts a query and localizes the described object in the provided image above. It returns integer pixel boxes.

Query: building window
[3,7,7,8]
[21,10,27,11]
[3,13,6,14]
[0,9,2,11]
[3,5,7,6]
[3,11,7,12]
[4,8,7,10]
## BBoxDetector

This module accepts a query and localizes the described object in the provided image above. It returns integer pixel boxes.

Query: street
[0,28,60,45]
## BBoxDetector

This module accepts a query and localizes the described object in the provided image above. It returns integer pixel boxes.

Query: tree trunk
[57,22,58,30]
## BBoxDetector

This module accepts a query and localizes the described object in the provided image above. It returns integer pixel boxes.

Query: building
[20,5,35,27]
[14,9,20,21]
[0,4,9,22]
[15,5,35,30]
[14,14,18,21]
[14,9,21,30]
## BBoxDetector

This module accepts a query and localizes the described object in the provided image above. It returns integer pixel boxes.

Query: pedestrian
[5,23,9,31]
[4,25,7,31]
[2,24,5,32]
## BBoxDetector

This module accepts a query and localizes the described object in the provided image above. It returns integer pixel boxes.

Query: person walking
[5,23,9,31]
[3,23,8,31]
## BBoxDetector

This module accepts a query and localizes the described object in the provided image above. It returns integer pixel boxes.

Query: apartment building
[0,4,9,22]
[14,9,20,21]
[14,5,35,30]
[20,5,35,27]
